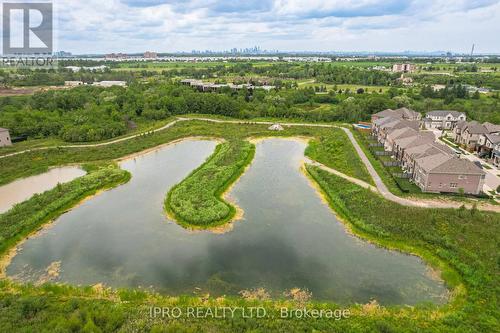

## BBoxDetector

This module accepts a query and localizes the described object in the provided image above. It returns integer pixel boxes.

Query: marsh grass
[165,140,255,228]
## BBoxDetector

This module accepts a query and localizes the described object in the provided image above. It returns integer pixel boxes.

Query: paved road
[336,128,500,212]
[1,116,499,212]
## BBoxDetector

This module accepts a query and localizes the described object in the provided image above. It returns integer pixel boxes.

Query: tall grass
[165,140,255,228]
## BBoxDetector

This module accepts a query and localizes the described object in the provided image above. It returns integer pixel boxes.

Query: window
[458,175,467,180]
[450,183,458,188]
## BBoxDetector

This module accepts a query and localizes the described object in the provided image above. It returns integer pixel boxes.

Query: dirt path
[2,116,499,213]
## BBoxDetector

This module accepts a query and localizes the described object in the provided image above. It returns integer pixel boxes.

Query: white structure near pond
[0,128,12,147]
[269,124,284,131]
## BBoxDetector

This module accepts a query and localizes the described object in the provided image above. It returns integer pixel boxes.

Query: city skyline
[45,0,500,54]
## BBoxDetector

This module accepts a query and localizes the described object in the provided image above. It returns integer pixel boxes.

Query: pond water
[0,166,86,214]
[6,139,448,305]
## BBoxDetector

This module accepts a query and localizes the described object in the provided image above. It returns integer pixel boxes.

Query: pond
[6,138,448,305]
[0,166,86,214]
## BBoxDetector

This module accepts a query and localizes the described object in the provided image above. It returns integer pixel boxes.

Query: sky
[29,0,500,54]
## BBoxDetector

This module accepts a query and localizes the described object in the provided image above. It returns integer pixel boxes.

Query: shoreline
[116,136,224,162]
[302,165,465,308]
[0,184,122,279]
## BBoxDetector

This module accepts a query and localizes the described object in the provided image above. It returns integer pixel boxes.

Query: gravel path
[2,116,499,213]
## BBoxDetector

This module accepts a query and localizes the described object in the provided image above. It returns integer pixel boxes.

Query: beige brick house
[413,154,485,194]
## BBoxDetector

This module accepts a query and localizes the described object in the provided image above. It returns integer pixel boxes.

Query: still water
[0,166,86,214]
[7,139,447,305]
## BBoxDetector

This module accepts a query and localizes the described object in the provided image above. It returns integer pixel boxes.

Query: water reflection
[7,139,448,305]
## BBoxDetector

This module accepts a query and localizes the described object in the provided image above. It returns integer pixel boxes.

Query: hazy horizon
[9,0,500,55]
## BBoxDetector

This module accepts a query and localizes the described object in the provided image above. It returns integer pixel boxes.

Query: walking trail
[1,116,499,212]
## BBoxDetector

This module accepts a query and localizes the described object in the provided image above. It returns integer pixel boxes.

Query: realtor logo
[2,2,53,55]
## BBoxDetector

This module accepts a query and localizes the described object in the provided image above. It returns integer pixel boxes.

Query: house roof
[415,152,485,175]
[483,122,500,133]
[395,107,421,119]
[407,142,455,160]
[386,127,418,141]
[386,120,420,131]
[455,120,468,130]
[484,133,500,144]
[0,128,8,132]
[415,153,453,173]
[432,158,485,175]
[425,110,465,118]
[395,132,435,149]
[465,122,488,135]
[373,116,396,126]
[373,109,399,118]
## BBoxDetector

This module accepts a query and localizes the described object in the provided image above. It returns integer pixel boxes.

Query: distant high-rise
[54,51,72,57]
[144,51,158,59]
[392,63,416,73]
[105,53,129,60]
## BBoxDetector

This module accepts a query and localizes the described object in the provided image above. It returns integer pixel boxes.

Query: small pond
[0,166,86,214]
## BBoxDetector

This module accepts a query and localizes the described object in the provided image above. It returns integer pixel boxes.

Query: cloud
[52,0,500,53]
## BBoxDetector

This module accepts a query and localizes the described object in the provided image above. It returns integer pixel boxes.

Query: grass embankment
[306,165,500,332]
[165,140,255,229]
[0,167,498,332]
[0,119,366,187]
[305,129,374,185]
[0,165,131,260]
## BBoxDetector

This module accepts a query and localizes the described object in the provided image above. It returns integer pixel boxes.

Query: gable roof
[415,153,453,172]
[395,132,435,149]
[483,122,500,133]
[395,107,420,119]
[386,127,418,141]
[373,116,398,126]
[373,109,399,119]
[425,110,465,118]
[432,158,485,175]
[0,128,9,133]
[484,133,500,145]
[465,122,487,135]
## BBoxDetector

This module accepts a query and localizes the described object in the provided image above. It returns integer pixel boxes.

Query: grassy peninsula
[165,140,255,228]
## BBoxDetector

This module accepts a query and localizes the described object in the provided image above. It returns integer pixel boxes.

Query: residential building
[144,51,158,59]
[370,113,486,195]
[0,128,12,147]
[477,133,500,159]
[64,81,84,87]
[423,110,466,130]
[371,108,421,122]
[492,142,500,168]
[392,132,436,161]
[372,117,420,144]
[392,64,416,73]
[92,81,127,87]
[402,142,455,175]
[454,121,500,149]
[413,154,485,194]
[180,79,275,92]
[384,127,418,152]
[105,53,128,60]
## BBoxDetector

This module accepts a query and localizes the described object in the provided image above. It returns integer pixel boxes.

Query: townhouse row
[371,108,485,195]
[452,121,500,167]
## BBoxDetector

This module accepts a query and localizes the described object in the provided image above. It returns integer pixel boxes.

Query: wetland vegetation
[165,140,255,228]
